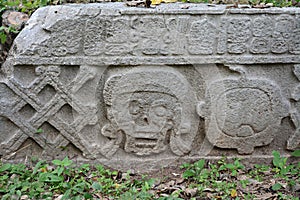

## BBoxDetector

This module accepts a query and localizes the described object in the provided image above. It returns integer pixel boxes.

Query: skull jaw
[124,132,167,156]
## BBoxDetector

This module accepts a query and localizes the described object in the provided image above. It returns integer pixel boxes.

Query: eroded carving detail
[39,20,83,57]
[188,19,217,55]
[227,18,251,54]
[84,18,131,56]
[18,11,299,60]
[163,17,188,55]
[271,15,295,54]
[250,17,273,54]
[217,18,227,54]
[287,64,300,150]
[84,19,107,56]
[290,15,300,54]
[100,67,199,157]
[0,65,97,158]
[132,17,168,55]
[198,68,289,154]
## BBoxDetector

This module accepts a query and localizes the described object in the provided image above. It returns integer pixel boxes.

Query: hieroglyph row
[21,14,300,57]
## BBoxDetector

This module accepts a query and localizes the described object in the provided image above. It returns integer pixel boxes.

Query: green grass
[0,151,299,199]
[0,157,157,199]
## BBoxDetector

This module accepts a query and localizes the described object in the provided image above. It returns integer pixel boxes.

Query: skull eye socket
[152,105,167,117]
[129,100,143,115]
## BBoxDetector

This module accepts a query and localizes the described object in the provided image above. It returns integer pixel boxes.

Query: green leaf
[16,190,22,196]
[0,163,11,172]
[195,159,205,170]
[56,167,64,176]
[42,0,49,6]
[234,159,245,169]
[61,189,71,200]
[272,183,282,191]
[272,150,281,168]
[39,173,63,182]
[0,7,6,13]
[111,170,118,176]
[73,196,83,200]
[180,163,191,169]
[183,169,195,178]
[225,163,236,170]
[291,150,300,157]
[35,128,43,134]
[146,178,156,188]
[33,160,44,175]
[232,170,238,176]
[92,182,102,191]
[47,174,64,182]
[0,32,7,44]
[0,187,7,193]
[84,193,93,199]
[61,157,72,167]
[7,26,18,34]
[80,164,90,171]
[52,159,62,166]
[39,172,48,182]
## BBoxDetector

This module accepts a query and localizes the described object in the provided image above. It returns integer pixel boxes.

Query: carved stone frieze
[1,3,299,171]
[13,3,300,66]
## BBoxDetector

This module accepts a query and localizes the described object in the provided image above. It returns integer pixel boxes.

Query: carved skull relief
[101,67,199,157]
[125,91,181,155]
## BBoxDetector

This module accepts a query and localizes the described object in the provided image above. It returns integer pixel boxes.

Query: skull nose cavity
[143,116,149,124]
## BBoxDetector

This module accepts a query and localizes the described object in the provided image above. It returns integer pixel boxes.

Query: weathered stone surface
[101,67,198,157]
[0,3,299,172]
[197,66,289,154]
[287,64,300,150]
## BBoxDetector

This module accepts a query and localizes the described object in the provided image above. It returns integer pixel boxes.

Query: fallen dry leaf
[172,172,180,176]
[180,5,190,9]
[20,195,29,200]
[54,194,63,200]
[253,193,277,200]
[162,0,177,2]
[151,0,162,5]
[203,187,215,192]
[231,189,237,198]
[151,0,177,5]
[175,177,185,184]
[183,188,198,198]
[126,0,145,7]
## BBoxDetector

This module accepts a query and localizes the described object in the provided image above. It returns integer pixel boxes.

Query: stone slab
[0,3,299,172]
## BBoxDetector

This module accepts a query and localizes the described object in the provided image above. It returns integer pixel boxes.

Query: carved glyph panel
[197,70,289,154]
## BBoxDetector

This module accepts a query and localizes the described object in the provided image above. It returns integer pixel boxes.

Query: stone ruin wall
[0,3,299,172]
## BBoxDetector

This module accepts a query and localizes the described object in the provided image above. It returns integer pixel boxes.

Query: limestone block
[0,3,299,172]
[287,64,300,150]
